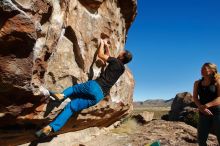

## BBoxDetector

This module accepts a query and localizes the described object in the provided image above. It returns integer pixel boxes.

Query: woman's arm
[193,80,213,115]
[193,81,202,107]
[205,79,220,108]
[193,81,202,108]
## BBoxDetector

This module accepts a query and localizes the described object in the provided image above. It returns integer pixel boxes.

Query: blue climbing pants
[49,80,104,132]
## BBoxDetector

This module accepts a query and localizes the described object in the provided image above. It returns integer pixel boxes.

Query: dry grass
[133,106,170,119]
[111,119,139,134]
[111,106,170,134]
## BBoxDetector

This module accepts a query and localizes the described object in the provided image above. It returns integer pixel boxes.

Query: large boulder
[0,0,136,145]
[169,92,197,121]
[132,111,154,124]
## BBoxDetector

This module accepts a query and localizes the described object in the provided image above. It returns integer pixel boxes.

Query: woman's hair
[202,62,220,81]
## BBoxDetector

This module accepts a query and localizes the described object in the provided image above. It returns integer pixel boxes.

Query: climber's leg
[49,97,96,132]
[49,81,91,101]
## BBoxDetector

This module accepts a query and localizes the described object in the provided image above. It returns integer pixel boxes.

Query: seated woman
[193,62,220,146]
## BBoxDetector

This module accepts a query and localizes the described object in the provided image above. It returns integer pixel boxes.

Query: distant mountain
[133,98,174,107]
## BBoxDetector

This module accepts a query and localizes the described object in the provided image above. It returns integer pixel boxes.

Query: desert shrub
[161,114,169,120]
[111,118,138,134]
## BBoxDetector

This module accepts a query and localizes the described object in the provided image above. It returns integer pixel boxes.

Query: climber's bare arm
[98,39,110,62]
[104,40,111,56]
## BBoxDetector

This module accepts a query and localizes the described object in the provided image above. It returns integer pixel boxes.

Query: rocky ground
[82,119,218,146]
[17,119,218,146]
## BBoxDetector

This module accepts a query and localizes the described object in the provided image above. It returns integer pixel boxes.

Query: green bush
[183,111,199,128]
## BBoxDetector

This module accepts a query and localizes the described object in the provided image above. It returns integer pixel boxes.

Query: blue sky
[126,0,220,101]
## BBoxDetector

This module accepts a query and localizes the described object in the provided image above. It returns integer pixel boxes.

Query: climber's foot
[49,91,64,101]
[35,125,52,138]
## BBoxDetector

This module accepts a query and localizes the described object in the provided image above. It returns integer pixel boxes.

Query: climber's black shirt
[96,57,125,96]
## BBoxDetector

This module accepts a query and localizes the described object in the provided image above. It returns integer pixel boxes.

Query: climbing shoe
[49,91,64,101]
[35,125,52,138]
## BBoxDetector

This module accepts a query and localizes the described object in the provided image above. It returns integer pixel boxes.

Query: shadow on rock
[44,98,63,117]
[29,135,57,146]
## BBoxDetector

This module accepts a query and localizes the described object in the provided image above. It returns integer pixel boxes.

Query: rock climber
[35,38,132,137]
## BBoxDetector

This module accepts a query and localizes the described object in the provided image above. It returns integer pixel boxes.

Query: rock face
[0,0,136,145]
[169,92,197,121]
